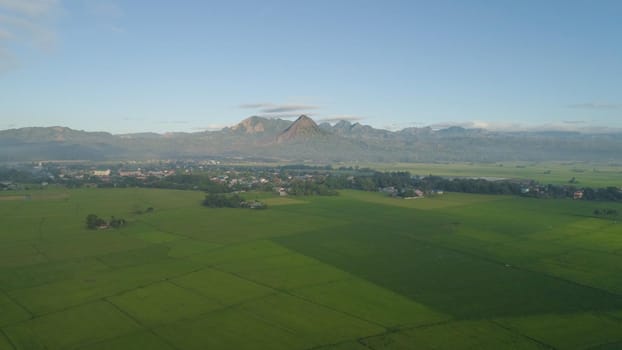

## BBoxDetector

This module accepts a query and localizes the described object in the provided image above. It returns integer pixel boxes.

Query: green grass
[0,293,30,328]
[107,281,222,327]
[362,320,548,349]
[353,161,622,188]
[276,222,622,319]
[171,268,274,305]
[497,313,622,350]
[3,301,141,350]
[75,331,176,350]
[1,187,622,349]
[289,278,449,328]
[153,308,307,350]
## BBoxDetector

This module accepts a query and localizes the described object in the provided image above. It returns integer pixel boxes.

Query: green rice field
[353,161,622,188]
[1,187,622,349]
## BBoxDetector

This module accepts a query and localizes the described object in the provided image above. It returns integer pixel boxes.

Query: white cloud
[426,120,621,134]
[568,102,622,110]
[239,102,320,114]
[239,103,272,109]
[0,0,58,17]
[317,115,365,124]
[0,0,60,72]
[192,124,230,131]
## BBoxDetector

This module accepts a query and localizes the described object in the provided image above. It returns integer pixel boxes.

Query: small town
[1,160,620,203]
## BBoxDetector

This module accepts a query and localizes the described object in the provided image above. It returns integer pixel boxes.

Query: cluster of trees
[85,214,126,229]
[315,171,622,202]
[0,168,39,182]
[149,174,228,192]
[316,172,524,195]
[202,193,267,209]
[412,176,524,195]
[287,179,338,196]
[582,187,622,201]
[593,208,618,217]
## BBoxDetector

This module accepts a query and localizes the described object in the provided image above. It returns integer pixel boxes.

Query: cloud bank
[317,115,364,124]
[427,120,621,134]
[240,102,319,114]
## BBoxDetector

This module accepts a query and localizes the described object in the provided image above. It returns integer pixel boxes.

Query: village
[1,161,621,202]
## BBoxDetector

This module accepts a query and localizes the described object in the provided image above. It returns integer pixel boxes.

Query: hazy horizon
[2,114,622,135]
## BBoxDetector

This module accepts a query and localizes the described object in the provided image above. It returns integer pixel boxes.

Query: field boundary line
[148,291,281,330]
[584,340,622,350]
[71,292,281,350]
[395,232,622,300]
[11,259,284,324]
[303,338,373,350]
[356,319,456,348]
[209,266,389,329]
[14,263,214,320]
[134,218,201,241]
[37,218,45,242]
[102,298,146,327]
[0,328,17,350]
[0,289,34,321]
[148,329,184,350]
[489,319,557,349]
[101,298,185,350]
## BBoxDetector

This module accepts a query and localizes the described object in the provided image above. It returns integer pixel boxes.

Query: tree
[86,214,106,229]
[109,216,126,228]
[203,193,244,208]
[86,214,125,229]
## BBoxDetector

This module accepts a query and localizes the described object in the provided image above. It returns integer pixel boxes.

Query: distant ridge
[1,115,622,162]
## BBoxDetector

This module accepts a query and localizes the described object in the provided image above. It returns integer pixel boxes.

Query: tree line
[202,193,267,209]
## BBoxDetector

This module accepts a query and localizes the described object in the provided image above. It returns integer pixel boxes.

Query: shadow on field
[274,225,622,319]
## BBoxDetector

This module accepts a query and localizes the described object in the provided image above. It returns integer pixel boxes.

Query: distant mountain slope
[1,116,622,162]
[226,116,291,136]
[276,115,325,143]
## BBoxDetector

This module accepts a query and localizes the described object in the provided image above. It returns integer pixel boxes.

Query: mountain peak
[231,116,269,134]
[276,115,323,143]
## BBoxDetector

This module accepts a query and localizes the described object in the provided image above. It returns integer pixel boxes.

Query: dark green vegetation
[365,161,622,188]
[1,188,622,349]
[202,193,267,209]
[85,214,126,229]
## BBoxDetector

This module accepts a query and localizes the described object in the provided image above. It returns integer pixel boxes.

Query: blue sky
[0,0,621,133]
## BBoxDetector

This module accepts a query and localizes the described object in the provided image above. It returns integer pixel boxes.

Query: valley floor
[1,188,622,349]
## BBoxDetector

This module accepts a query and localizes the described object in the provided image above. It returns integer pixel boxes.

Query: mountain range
[1,115,621,162]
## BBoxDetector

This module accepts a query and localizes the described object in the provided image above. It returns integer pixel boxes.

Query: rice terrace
[1,182,622,349]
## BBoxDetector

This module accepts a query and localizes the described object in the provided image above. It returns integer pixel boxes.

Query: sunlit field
[1,188,622,349]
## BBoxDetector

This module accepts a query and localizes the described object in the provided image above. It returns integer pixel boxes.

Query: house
[92,169,111,177]
[380,186,397,195]
[0,181,16,190]
[119,170,143,177]
[573,190,584,200]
